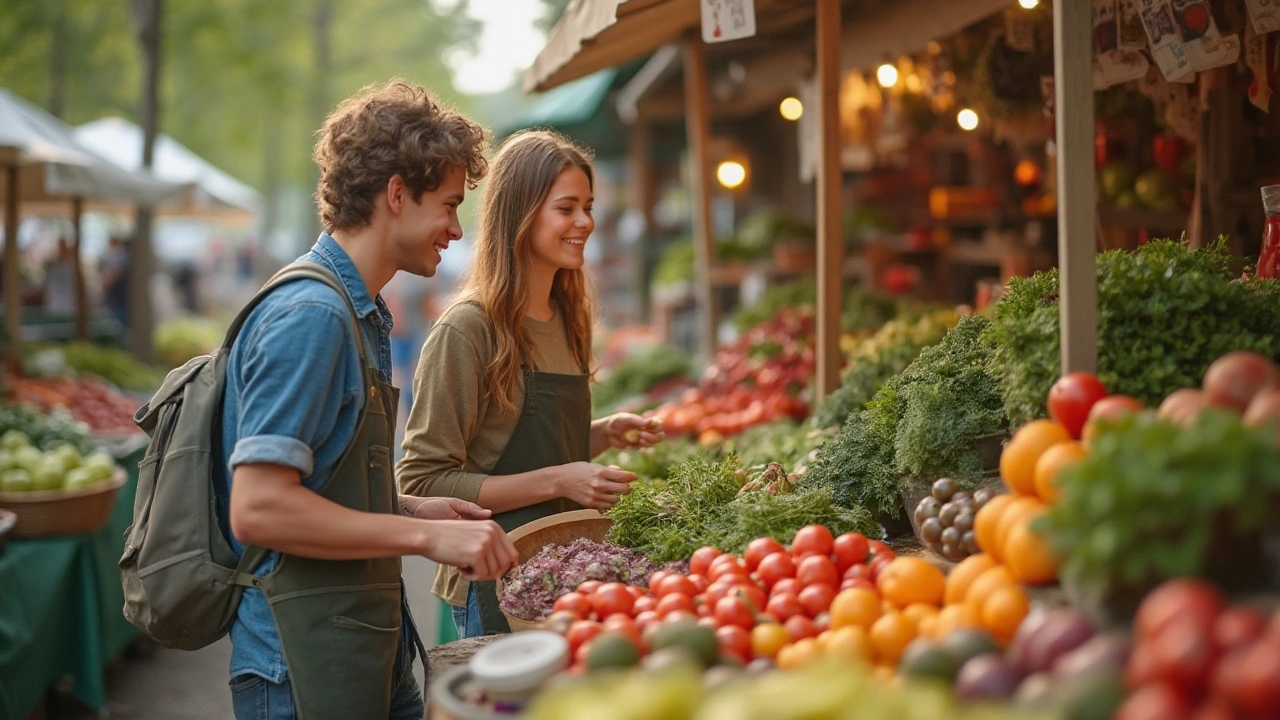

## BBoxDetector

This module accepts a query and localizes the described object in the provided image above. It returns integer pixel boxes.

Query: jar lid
[469,631,569,694]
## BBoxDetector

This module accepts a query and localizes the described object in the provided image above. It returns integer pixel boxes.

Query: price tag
[1139,0,1194,81]
[701,0,756,44]
[1245,0,1280,35]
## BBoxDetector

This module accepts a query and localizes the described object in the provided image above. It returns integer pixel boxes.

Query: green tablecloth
[0,445,143,720]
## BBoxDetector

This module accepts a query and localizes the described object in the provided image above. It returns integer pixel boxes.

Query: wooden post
[815,0,843,400]
[683,36,718,361]
[3,166,19,370]
[630,120,658,324]
[72,196,88,341]
[1053,0,1097,374]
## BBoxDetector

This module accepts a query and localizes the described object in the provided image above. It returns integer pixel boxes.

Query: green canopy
[500,69,629,158]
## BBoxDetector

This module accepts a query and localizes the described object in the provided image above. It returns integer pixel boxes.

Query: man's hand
[401,496,492,521]
[418,519,518,582]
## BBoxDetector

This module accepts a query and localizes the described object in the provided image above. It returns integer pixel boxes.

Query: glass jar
[1260,185,1280,279]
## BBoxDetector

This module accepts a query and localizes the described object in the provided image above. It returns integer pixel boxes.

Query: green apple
[83,452,117,481]
[1,468,33,492]
[31,457,66,491]
[52,444,82,472]
[64,466,100,491]
[0,430,29,452]
[0,450,14,473]
[13,446,43,473]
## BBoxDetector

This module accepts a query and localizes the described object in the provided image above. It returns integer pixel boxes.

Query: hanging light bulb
[876,63,899,88]
[1018,0,1039,8]
[957,108,980,131]
[779,97,804,121]
[716,161,747,189]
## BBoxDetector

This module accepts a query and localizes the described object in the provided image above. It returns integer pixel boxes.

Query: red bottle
[1260,185,1280,279]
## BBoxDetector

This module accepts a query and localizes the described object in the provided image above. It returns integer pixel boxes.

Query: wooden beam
[1054,0,1097,374]
[3,165,19,370]
[815,0,843,400]
[629,120,658,324]
[683,36,719,361]
[72,196,87,341]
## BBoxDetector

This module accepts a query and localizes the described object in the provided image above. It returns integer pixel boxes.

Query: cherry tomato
[796,555,839,589]
[832,533,870,573]
[648,571,670,592]
[591,583,635,618]
[601,615,643,646]
[757,552,797,589]
[689,546,722,577]
[634,610,659,630]
[784,614,819,642]
[841,578,876,592]
[656,593,695,618]
[843,564,872,582]
[657,574,699,598]
[716,624,754,660]
[812,611,831,633]
[664,609,698,624]
[687,574,710,593]
[798,583,837,618]
[1229,638,1280,716]
[744,537,787,572]
[697,615,719,630]
[552,592,592,619]
[1047,372,1109,439]
[751,622,791,659]
[728,583,767,613]
[1112,681,1191,720]
[632,595,657,615]
[1135,579,1225,641]
[577,580,603,596]
[709,554,747,581]
[869,555,893,582]
[771,578,800,598]
[1213,607,1268,653]
[625,585,647,600]
[792,525,835,558]
[1149,618,1217,692]
[867,540,895,562]
[766,592,804,622]
[566,620,602,653]
[715,596,756,629]
[1082,395,1145,444]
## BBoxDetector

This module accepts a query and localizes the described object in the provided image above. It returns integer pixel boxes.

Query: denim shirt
[216,233,396,683]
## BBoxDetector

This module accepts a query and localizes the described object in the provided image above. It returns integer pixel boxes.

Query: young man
[217,80,517,720]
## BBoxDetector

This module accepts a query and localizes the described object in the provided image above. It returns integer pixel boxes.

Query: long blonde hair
[450,129,597,413]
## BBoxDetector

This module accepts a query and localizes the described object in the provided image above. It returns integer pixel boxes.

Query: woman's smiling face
[527,166,594,274]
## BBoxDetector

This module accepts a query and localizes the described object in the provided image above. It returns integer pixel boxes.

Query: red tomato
[634,610,659,630]
[841,578,876,592]
[792,525,835,558]
[842,564,872,582]
[784,614,819,642]
[1126,643,1160,689]
[867,540,895,562]
[757,553,797,589]
[657,574,699,599]
[869,555,893,582]
[690,546,722,576]
[798,583,837,618]
[1150,618,1218,693]
[1135,579,1225,641]
[1113,681,1191,720]
[1213,607,1268,652]
[832,533,870,572]
[728,583,767,613]
[647,571,670,592]
[687,574,710,593]
[771,578,800,598]
[766,592,804,622]
[813,611,831,633]
[625,585,647,600]
[601,616,642,646]
[591,583,636,618]
[695,598,715,618]
[632,596,657,615]
[578,580,603,596]
[796,555,839,589]
[744,537,787,572]
[656,593,695,618]
[664,609,698,624]
[709,554,748,581]
[715,596,756,629]
[1047,372,1109,439]
[566,620,602,653]
[1083,395,1145,442]
[1227,639,1280,716]
[716,624,754,660]
[552,592,592,619]
[705,580,737,606]
[574,642,592,666]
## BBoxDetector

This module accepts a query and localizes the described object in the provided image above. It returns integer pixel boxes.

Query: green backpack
[121,262,364,650]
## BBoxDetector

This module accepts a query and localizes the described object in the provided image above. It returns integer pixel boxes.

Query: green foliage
[736,208,816,253]
[595,440,710,482]
[592,347,691,414]
[731,281,911,336]
[1044,410,1280,594]
[725,420,835,475]
[29,342,167,392]
[652,237,759,288]
[985,239,1280,427]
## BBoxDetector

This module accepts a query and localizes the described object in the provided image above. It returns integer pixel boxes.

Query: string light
[779,97,804,121]
[1018,0,1039,8]
[957,108,980,131]
[876,63,899,88]
[716,161,747,189]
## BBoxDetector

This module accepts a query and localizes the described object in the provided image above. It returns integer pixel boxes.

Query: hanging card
[1139,0,1194,81]
[1245,0,1280,36]
[1119,0,1149,48]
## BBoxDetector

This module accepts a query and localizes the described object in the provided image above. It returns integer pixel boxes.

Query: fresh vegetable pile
[10,376,140,435]
[24,342,166,393]
[498,538,660,622]
[0,429,120,493]
[0,403,91,453]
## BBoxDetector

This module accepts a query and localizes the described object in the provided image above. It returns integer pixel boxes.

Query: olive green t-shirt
[396,301,580,606]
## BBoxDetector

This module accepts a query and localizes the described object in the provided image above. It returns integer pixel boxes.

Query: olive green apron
[231,264,423,720]
[474,366,591,635]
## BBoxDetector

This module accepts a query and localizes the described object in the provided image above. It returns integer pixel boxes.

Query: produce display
[0,430,119,493]
[154,315,223,369]
[0,403,92,453]
[498,539,660,623]
[24,342,166,393]
[591,346,691,415]
[10,376,140,435]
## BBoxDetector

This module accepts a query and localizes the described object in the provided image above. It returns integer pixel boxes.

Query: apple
[0,450,13,473]
[52,444,82,473]
[1,468,33,492]
[13,446,43,474]
[31,457,66,491]
[0,430,29,452]
[63,466,100,491]
[82,452,117,481]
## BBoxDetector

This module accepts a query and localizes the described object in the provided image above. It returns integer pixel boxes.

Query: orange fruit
[829,588,882,631]
[973,494,1014,561]
[877,557,946,608]
[1004,520,1060,585]
[995,496,1045,562]
[981,585,1030,645]
[916,614,939,640]
[869,612,917,665]
[751,622,791,659]
[931,603,981,640]
[901,602,940,630]
[963,565,1018,620]
[781,638,821,669]
[944,553,997,606]
[1033,441,1086,503]
[1000,420,1072,495]
[823,625,872,664]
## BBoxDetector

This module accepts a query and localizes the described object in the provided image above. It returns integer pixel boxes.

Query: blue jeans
[229,631,423,720]
[450,585,485,639]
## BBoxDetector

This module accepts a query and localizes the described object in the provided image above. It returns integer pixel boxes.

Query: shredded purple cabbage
[497,538,660,621]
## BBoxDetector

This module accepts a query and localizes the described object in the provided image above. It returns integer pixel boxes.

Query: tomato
[766,592,804,622]
[757,552,798,589]
[632,595,657,615]
[578,580,603,596]
[832,533,870,572]
[744,537,787,572]
[647,571,670,593]
[841,578,876,592]
[1227,639,1280,716]
[1082,395,1145,445]
[771,578,800,598]
[625,584,647,600]
[687,574,710,593]
[798,583,836,618]
[705,580,736,606]
[869,555,893,582]
[709,554,747,581]
[867,540,895,562]
[842,564,872,582]
[1212,607,1268,653]
[792,525,835,558]
[657,574,699,599]
[716,624,753,660]
[1149,618,1218,692]
[566,620,602,653]
[601,615,642,646]
[730,583,767,612]
[751,623,791,659]
[1047,372,1109,439]
[591,583,636,618]
[689,546,722,576]
[633,610,659,630]
[695,597,715,618]
[784,614,819,642]
[656,593,695,618]
[664,609,698,624]
[796,555,839,589]
[715,596,756,629]
[1136,579,1225,641]
[1113,681,1191,720]
[552,592,592,619]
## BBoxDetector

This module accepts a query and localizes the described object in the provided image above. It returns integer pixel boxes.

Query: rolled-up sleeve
[396,323,489,501]
[228,301,358,476]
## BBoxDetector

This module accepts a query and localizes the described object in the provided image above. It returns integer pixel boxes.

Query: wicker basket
[0,468,126,539]
[0,509,15,554]
[499,510,614,632]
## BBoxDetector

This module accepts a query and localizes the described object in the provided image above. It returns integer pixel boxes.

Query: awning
[503,68,619,135]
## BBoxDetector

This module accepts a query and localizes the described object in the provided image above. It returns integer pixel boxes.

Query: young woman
[397,130,664,638]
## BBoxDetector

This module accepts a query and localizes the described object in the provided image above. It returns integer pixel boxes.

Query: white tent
[75,117,262,216]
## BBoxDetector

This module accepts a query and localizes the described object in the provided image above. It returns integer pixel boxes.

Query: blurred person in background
[100,235,130,336]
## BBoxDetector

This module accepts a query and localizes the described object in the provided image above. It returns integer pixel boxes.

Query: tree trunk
[129,0,162,362]
[307,0,334,247]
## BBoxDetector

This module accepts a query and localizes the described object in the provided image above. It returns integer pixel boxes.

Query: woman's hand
[401,495,493,521]
[603,413,665,449]
[556,462,638,510]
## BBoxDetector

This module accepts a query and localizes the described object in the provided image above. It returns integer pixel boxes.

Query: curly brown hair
[312,80,489,232]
